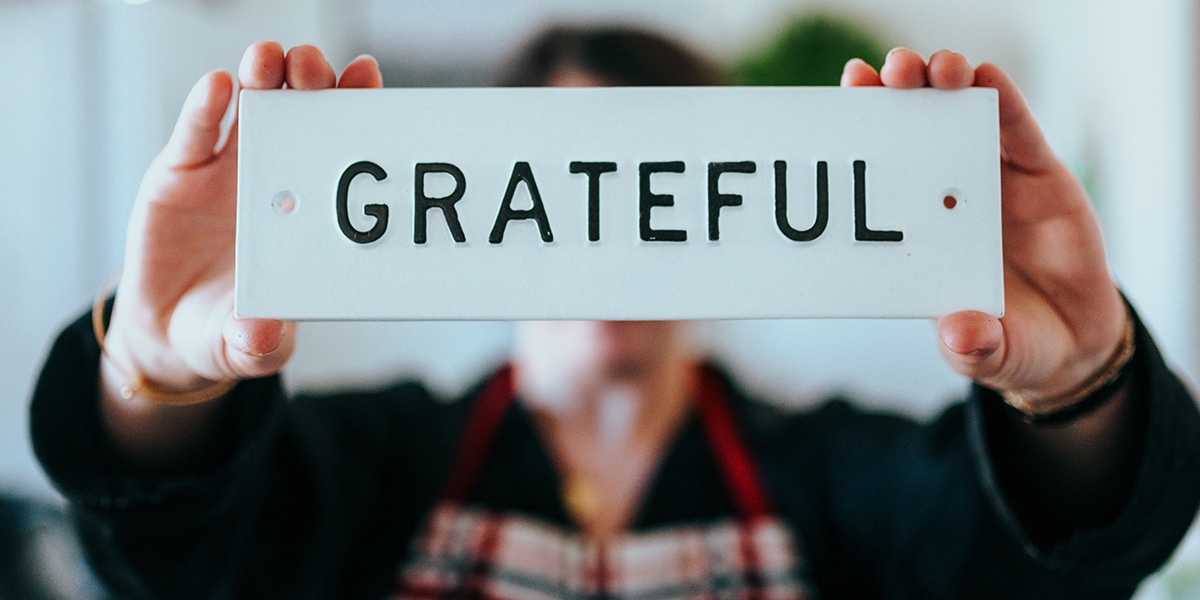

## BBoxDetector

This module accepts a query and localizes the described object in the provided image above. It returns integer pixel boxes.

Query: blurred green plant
[732,13,889,86]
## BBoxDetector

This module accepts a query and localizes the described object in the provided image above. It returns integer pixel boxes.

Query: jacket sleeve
[964,307,1200,595]
[29,309,462,600]
[768,306,1200,599]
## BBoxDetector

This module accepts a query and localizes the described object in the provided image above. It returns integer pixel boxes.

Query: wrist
[1001,306,1135,422]
[94,272,236,406]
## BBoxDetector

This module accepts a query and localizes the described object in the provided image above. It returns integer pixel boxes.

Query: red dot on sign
[943,195,958,209]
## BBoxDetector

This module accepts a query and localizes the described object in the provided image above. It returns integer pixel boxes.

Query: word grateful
[335,160,903,245]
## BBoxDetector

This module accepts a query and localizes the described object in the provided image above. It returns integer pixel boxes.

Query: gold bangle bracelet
[92,269,237,406]
[1001,307,1136,419]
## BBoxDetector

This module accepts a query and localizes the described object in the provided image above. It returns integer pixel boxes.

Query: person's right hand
[103,43,383,398]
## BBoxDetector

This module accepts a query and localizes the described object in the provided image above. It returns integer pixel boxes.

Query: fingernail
[237,45,257,79]
[932,49,963,62]
[354,53,378,66]
[238,41,282,83]
[287,44,326,63]
[183,73,212,110]
[241,337,279,358]
[887,47,925,61]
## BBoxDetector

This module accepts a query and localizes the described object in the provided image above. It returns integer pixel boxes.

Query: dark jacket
[30,308,1200,599]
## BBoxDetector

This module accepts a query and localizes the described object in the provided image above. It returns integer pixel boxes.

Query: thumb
[158,70,235,169]
[974,62,1057,174]
[221,316,296,379]
[937,311,1006,383]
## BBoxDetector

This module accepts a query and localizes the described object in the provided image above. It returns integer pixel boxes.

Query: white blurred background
[3,0,1199,596]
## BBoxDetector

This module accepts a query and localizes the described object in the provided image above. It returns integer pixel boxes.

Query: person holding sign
[31,26,1200,599]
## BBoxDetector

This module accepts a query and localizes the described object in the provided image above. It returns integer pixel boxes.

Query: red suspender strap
[441,364,516,503]
[693,364,774,520]
[430,363,775,598]
[694,364,772,599]
[445,363,774,517]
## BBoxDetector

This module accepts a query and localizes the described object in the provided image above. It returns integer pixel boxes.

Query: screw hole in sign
[273,191,298,214]
[942,188,962,210]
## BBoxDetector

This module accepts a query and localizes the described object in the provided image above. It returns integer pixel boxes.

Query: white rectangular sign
[236,87,1002,320]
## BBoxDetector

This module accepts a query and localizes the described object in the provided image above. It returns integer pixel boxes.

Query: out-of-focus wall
[3,1,1198,595]
[5,0,1196,479]
[2,0,351,496]
[2,2,94,498]
[316,0,1200,412]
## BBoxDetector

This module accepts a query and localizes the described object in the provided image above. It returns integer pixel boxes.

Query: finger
[927,50,974,90]
[878,47,929,88]
[285,44,337,90]
[338,54,384,89]
[974,62,1057,172]
[840,58,882,87]
[237,41,286,90]
[157,70,234,169]
[936,311,1006,381]
[222,42,286,158]
[221,317,296,379]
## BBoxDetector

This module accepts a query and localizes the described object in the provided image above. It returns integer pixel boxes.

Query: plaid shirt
[394,504,810,599]
[391,365,811,599]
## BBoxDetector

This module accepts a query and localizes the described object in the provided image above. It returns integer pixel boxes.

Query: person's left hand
[842,49,1127,407]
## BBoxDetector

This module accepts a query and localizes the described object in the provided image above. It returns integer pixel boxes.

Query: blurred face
[515,321,689,383]
[544,67,613,88]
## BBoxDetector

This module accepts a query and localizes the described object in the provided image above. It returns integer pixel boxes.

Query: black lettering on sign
[707,161,756,241]
[414,163,467,244]
[490,162,554,244]
[853,160,903,242]
[569,161,617,242]
[639,161,687,242]
[775,160,829,242]
[336,160,389,244]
